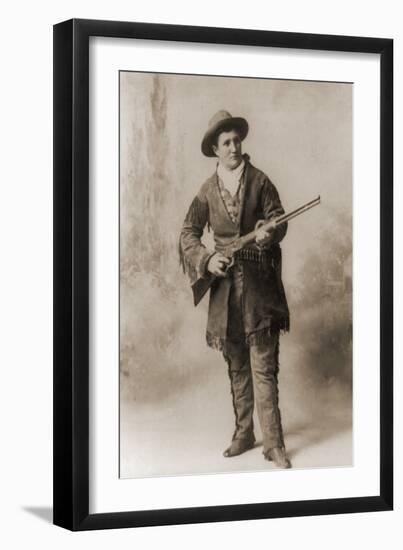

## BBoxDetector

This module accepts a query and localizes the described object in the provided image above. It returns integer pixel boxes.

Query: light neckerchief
[217,159,245,197]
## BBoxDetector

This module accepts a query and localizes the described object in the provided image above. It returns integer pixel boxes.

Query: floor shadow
[284,415,352,461]
[22,506,53,524]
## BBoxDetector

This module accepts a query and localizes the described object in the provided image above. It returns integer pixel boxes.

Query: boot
[264,446,292,469]
[223,434,255,457]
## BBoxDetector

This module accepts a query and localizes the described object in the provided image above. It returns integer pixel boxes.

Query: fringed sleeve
[179,193,215,285]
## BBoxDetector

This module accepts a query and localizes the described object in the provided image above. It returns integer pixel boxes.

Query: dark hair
[211,123,242,149]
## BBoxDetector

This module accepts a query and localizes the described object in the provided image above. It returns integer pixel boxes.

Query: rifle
[191,195,321,306]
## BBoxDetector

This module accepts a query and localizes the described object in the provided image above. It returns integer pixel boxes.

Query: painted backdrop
[120,72,352,478]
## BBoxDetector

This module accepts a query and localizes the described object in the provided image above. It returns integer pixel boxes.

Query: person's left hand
[255,220,275,247]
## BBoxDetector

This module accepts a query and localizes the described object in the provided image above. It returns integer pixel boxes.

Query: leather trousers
[223,262,285,453]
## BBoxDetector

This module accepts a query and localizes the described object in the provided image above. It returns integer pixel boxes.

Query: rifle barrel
[275,195,320,226]
[240,195,320,247]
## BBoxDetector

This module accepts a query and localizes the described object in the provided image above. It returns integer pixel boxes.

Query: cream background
[0,0,400,549]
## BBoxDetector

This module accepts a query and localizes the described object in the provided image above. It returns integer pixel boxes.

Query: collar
[217,159,245,196]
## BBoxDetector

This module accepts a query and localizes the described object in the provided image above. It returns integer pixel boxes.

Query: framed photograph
[53,19,393,530]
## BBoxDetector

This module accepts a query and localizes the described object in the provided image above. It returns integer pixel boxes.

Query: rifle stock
[192,273,217,307]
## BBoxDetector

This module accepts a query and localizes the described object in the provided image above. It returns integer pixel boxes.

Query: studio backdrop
[119,71,353,478]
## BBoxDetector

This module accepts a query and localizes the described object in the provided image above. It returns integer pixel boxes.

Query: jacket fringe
[206,332,227,353]
[178,238,197,282]
[178,196,209,283]
[246,320,290,346]
[206,319,289,353]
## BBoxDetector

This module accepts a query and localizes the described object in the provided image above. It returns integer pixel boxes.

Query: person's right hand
[207,253,230,277]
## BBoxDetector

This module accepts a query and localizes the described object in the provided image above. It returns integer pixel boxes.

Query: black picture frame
[53,18,393,531]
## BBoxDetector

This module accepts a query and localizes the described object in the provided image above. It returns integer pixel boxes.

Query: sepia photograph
[119,70,353,479]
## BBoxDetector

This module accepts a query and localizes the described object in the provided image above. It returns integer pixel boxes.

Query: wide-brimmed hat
[201,110,249,157]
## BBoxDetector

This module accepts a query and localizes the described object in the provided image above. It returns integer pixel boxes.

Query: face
[212,129,242,170]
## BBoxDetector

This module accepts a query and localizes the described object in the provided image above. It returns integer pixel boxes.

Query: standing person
[179,110,291,468]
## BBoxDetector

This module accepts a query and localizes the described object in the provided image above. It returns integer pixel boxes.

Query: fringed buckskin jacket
[179,155,289,352]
